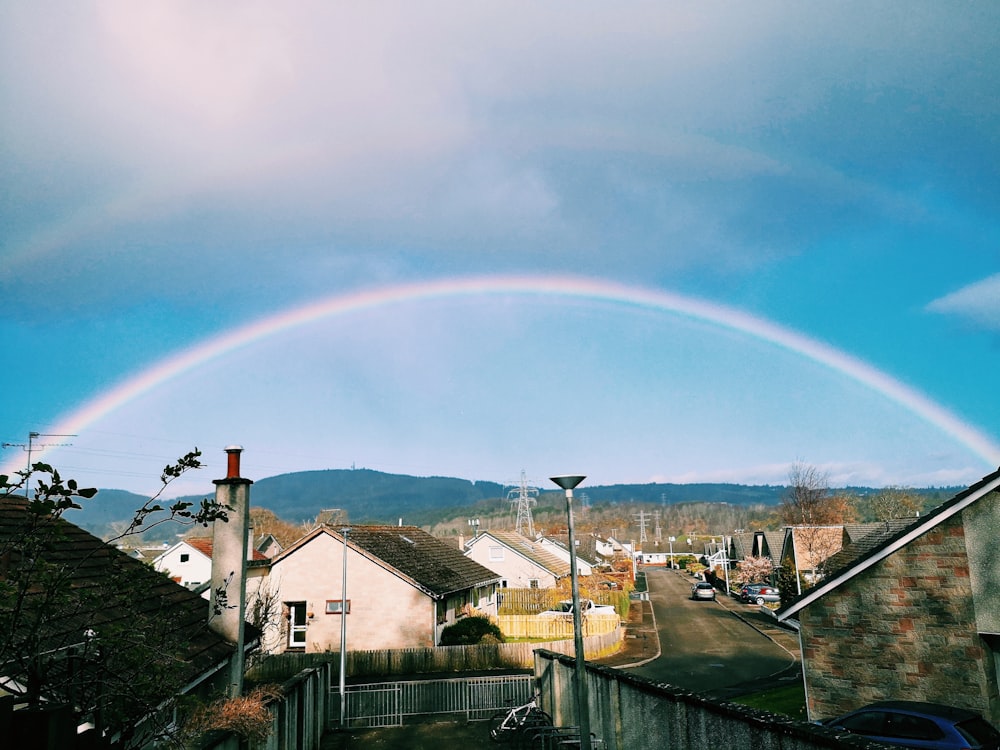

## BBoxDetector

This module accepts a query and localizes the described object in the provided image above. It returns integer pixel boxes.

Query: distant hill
[62,468,959,542]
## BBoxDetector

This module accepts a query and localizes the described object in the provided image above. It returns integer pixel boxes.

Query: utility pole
[2,432,76,475]
[506,470,539,537]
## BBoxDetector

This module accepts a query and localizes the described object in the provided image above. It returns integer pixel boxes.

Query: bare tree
[868,486,922,521]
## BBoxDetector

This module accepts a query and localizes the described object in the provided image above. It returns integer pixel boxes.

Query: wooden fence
[247,625,624,683]
[498,588,630,615]
[497,613,621,640]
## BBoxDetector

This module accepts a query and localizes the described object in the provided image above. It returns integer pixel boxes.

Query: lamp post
[668,536,675,569]
[550,474,590,750]
[339,527,350,727]
[468,518,481,538]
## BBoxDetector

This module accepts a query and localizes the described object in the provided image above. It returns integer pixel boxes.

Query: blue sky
[2,2,999,499]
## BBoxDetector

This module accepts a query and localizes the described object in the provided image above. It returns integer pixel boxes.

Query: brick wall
[799,511,992,721]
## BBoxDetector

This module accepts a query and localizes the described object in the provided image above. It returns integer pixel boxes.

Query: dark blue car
[822,701,1000,750]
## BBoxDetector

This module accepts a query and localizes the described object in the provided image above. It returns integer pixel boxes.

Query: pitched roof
[473,531,572,577]
[183,535,268,561]
[279,525,501,598]
[777,467,1000,622]
[0,496,243,728]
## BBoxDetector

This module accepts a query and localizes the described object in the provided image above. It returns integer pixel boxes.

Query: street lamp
[549,475,590,750]
[668,536,675,569]
[339,527,350,727]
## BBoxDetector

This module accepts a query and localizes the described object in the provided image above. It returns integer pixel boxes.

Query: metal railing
[332,673,534,728]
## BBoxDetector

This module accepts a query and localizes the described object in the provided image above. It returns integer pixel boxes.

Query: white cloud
[926,274,1000,331]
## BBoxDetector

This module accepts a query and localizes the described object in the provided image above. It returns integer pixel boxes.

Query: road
[625,568,800,698]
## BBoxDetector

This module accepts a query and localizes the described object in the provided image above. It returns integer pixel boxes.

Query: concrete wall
[798,511,999,725]
[533,650,879,750]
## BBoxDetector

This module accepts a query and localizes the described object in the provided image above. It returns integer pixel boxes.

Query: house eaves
[777,467,1000,623]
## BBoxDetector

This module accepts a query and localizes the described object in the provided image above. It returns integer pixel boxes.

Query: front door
[286,601,307,649]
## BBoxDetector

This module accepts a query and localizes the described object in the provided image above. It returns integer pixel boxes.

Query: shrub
[439,615,505,645]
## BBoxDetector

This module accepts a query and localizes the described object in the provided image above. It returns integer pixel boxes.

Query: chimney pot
[225,445,244,479]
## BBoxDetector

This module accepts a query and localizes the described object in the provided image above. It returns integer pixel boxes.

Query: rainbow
[8,274,1000,472]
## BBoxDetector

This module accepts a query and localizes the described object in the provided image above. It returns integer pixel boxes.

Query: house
[536,534,601,575]
[152,536,268,591]
[777,467,1000,726]
[261,524,501,652]
[0,494,255,746]
[779,525,845,594]
[465,530,571,589]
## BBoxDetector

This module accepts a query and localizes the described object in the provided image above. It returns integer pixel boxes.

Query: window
[528,579,540,589]
[325,600,351,614]
[489,546,504,561]
[180,553,190,563]
[286,601,307,648]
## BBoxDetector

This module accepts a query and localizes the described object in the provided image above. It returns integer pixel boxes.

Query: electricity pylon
[506,470,539,537]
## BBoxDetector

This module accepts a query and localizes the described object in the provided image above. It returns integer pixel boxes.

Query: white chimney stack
[210,445,252,697]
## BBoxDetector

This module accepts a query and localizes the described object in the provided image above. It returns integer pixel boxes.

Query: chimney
[210,445,253,697]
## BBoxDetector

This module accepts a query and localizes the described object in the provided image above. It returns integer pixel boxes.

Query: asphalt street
[599,567,801,699]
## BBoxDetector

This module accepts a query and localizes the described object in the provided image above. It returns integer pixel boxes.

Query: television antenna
[2,432,76,475]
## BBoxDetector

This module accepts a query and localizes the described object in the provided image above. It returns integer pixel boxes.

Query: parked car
[821,701,1000,750]
[745,586,780,605]
[690,582,716,601]
[539,599,617,617]
[738,583,766,602]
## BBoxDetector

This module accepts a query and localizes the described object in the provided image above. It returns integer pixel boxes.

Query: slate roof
[0,496,243,725]
[539,533,602,566]
[280,525,501,599]
[777,467,1000,622]
[473,531,572,577]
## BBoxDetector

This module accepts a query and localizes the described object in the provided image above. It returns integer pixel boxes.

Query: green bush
[439,615,505,646]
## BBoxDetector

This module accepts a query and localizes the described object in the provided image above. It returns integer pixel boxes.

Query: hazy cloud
[927,274,1000,331]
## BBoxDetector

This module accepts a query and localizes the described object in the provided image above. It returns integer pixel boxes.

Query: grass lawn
[732,683,808,721]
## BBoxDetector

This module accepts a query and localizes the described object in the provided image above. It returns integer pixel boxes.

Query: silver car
[690,582,716,601]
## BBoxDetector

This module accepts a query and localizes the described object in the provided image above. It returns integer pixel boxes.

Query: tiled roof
[815,518,920,578]
[0,496,240,724]
[477,531,572,577]
[184,535,268,561]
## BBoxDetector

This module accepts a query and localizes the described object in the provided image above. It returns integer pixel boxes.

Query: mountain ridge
[63,467,961,542]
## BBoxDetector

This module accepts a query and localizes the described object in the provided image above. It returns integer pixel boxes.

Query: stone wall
[799,511,995,722]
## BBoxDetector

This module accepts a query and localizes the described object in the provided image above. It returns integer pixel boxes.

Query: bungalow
[465,530,571,589]
[261,524,501,652]
[777,467,1000,726]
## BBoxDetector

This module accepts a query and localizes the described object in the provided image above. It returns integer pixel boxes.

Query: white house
[465,530,570,588]
[153,536,267,591]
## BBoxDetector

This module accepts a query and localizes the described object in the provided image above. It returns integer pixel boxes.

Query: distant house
[0,495,254,745]
[152,536,268,591]
[262,524,501,652]
[779,525,845,594]
[777,468,1000,726]
[465,530,570,588]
